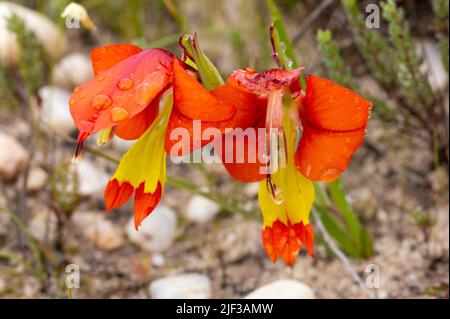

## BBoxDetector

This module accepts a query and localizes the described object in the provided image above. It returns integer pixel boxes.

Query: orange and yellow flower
[69,40,372,265]
[165,62,372,265]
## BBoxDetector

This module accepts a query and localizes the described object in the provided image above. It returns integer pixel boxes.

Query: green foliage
[0,60,20,110]
[340,0,447,159]
[316,29,353,88]
[267,0,298,70]
[6,14,51,96]
[315,182,374,259]
[179,34,224,90]
[50,164,80,216]
[411,210,436,229]
[341,0,395,88]
[381,0,434,108]
[431,0,449,72]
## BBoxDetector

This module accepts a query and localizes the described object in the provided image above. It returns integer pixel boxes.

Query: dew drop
[110,106,129,122]
[69,98,76,105]
[286,59,293,68]
[320,167,340,182]
[92,94,112,110]
[117,77,134,90]
[136,82,155,105]
[97,75,105,81]
[280,42,287,52]
[73,86,81,93]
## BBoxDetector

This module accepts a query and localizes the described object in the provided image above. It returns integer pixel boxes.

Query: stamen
[266,175,284,204]
[71,131,89,164]
[264,90,287,174]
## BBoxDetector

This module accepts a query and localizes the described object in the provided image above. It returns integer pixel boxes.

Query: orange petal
[281,227,303,266]
[229,67,304,94]
[104,179,134,211]
[70,48,173,139]
[262,220,311,266]
[262,227,277,263]
[296,120,366,182]
[303,75,372,131]
[115,97,159,140]
[165,82,265,157]
[91,44,143,76]
[219,115,267,183]
[134,182,162,230]
[294,222,314,257]
[173,59,236,122]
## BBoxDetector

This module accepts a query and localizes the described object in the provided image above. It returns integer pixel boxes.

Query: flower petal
[114,97,159,140]
[91,43,143,76]
[229,67,304,94]
[165,81,264,157]
[104,179,134,211]
[302,75,372,131]
[295,120,366,182]
[70,48,173,139]
[134,182,163,229]
[173,59,236,122]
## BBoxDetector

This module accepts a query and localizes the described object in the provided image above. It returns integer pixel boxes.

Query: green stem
[0,207,46,283]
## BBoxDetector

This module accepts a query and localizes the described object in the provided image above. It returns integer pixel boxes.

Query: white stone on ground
[73,160,110,196]
[28,208,57,243]
[245,280,315,299]
[0,2,66,65]
[52,53,93,88]
[185,195,220,224]
[0,132,29,181]
[38,86,76,134]
[149,273,212,299]
[26,167,47,192]
[126,205,177,253]
[72,211,124,251]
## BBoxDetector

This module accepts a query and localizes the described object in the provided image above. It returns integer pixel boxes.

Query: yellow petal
[258,102,315,227]
[111,92,172,193]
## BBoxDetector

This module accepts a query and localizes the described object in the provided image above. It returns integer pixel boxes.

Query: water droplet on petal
[92,94,112,110]
[286,59,293,68]
[69,98,76,105]
[97,75,105,81]
[73,86,81,93]
[110,106,129,122]
[117,77,134,90]
[320,167,340,182]
[136,83,155,105]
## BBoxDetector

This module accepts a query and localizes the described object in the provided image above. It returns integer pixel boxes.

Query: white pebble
[72,211,124,251]
[245,280,315,299]
[149,273,212,299]
[185,195,220,224]
[126,205,177,253]
[52,53,93,88]
[0,132,29,181]
[38,86,76,134]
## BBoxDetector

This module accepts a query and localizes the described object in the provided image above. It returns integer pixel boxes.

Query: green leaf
[267,0,298,69]
[315,205,360,257]
[179,34,224,90]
